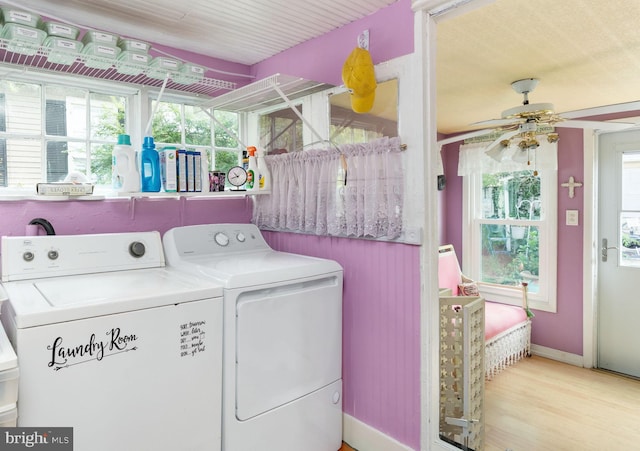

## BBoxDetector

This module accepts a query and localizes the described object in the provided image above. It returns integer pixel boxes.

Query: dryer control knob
[129,241,146,258]
[236,232,246,243]
[214,232,230,247]
[332,391,341,404]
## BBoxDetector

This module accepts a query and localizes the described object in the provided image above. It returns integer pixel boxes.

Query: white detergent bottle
[257,147,271,191]
[246,146,258,191]
[112,134,140,193]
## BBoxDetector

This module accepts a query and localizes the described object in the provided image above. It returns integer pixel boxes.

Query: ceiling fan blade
[437,128,495,146]
[554,119,636,130]
[484,129,519,161]
[471,118,521,127]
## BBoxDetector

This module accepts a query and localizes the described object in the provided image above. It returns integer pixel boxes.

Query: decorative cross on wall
[561,176,583,199]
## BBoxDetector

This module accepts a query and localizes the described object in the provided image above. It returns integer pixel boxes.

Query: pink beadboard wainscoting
[0,197,253,238]
[262,230,421,450]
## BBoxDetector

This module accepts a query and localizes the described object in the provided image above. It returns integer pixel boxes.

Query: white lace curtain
[253,136,404,239]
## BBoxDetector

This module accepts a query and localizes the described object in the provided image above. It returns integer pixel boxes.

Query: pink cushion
[438,247,462,295]
[484,301,528,341]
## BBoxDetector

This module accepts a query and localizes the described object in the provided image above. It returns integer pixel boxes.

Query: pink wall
[262,231,421,450]
[0,198,253,238]
[252,0,414,86]
[252,1,419,448]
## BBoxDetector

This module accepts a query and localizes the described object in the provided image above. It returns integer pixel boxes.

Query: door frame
[583,129,597,369]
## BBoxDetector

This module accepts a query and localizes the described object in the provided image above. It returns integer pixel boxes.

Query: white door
[598,130,640,377]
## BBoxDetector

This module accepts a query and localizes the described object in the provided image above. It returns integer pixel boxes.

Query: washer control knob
[23,251,34,262]
[236,232,246,243]
[129,241,146,258]
[331,391,341,404]
[214,232,230,247]
[48,250,59,260]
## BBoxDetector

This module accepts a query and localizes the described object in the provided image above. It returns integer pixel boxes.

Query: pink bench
[438,244,531,379]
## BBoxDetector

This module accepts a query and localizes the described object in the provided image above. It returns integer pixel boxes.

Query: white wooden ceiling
[12,0,640,135]
[436,0,640,134]
[16,0,397,65]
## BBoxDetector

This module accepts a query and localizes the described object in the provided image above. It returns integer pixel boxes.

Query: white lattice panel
[439,295,485,450]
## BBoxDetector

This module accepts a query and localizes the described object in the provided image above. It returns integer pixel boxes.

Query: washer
[163,223,343,451]
[0,231,224,451]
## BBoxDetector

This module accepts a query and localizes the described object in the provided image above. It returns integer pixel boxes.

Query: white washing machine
[163,223,343,451]
[0,231,224,451]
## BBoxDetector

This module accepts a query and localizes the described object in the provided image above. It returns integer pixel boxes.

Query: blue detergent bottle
[140,136,161,192]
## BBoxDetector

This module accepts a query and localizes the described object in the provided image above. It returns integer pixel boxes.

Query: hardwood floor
[484,355,640,450]
[339,443,356,451]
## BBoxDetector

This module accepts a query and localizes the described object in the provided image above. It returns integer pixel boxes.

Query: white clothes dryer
[163,223,343,451]
[0,231,224,451]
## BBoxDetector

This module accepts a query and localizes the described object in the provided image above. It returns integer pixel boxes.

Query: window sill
[477,282,555,313]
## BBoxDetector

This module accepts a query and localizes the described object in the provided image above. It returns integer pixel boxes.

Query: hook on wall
[357,29,369,50]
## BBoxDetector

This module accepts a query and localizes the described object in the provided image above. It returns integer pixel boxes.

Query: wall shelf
[200,73,333,112]
[0,38,236,98]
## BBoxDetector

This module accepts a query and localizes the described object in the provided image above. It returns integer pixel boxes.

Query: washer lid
[183,250,342,288]
[3,268,223,328]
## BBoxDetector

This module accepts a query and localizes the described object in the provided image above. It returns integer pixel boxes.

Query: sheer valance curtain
[458,140,557,175]
[253,136,404,239]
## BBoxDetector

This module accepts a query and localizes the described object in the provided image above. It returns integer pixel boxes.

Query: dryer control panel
[163,223,271,259]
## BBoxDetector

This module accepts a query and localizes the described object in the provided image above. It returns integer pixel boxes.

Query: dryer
[163,223,343,451]
[1,231,224,451]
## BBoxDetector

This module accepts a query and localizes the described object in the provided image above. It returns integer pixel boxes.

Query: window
[459,141,557,312]
[151,99,241,187]
[0,79,127,189]
[259,106,303,153]
[0,69,239,195]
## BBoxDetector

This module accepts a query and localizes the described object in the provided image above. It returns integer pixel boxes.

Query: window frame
[0,68,244,196]
[462,150,558,313]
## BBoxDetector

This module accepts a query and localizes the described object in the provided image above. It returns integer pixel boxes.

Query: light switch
[566,209,579,226]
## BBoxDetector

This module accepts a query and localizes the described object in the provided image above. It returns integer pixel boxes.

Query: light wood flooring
[485,355,640,450]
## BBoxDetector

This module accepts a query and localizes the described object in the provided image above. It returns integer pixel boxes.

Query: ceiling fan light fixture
[547,133,560,143]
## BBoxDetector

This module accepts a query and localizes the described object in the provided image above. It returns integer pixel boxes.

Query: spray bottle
[246,146,258,191]
[112,134,141,193]
[140,136,161,192]
[256,147,271,191]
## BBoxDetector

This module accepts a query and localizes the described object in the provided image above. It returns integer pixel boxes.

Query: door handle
[602,238,619,262]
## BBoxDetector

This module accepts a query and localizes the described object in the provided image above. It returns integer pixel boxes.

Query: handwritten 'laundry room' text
[47,327,138,370]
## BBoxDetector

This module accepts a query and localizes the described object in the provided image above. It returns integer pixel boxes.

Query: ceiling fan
[437,78,637,151]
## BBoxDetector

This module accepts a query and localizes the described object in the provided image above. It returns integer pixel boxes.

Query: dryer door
[234,273,342,420]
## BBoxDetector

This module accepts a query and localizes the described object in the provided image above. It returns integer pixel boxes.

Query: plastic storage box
[1,23,47,56]
[41,21,80,39]
[147,57,181,80]
[0,7,40,27]
[118,37,150,53]
[43,36,83,65]
[173,62,205,85]
[82,42,121,69]
[81,29,118,46]
[116,50,150,76]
